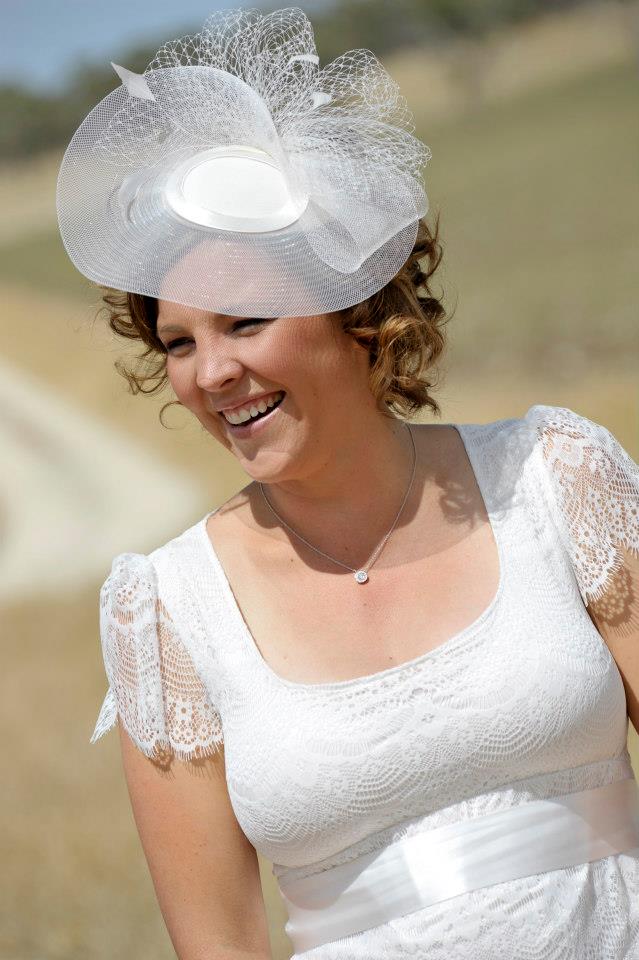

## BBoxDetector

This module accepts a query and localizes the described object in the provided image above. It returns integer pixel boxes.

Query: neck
[257,418,417,561]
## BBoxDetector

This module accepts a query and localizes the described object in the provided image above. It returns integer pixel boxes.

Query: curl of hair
[336,211,449,420]
[95,211,450,427]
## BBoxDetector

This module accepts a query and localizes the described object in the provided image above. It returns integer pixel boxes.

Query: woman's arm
[585,541,639,735]
[118,721,272,960]
[527,404,639,734]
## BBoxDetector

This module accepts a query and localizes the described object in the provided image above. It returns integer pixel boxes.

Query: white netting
[56,6,431,317]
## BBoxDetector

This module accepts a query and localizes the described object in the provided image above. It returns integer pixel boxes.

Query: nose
[195,346,245,392]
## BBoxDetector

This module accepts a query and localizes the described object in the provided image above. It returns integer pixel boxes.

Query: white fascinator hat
[56,6,432,318]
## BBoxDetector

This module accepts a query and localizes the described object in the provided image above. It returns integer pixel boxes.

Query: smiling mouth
[221,391,286,428]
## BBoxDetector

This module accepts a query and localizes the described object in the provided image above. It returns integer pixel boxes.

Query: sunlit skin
[156,301,419,557]
[153,231,424,558]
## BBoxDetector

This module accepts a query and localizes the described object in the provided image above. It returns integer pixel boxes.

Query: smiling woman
[56,6,639,960]
[96,213,449,429]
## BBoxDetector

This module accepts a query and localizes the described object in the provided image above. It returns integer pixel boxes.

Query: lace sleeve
[89,552,224,762]
[525,404,639,608]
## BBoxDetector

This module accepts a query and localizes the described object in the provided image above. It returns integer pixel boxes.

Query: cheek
[273,322,345,382]
[165,353,234,436]
[168,361,230,441]
[166,358,198,406]
[268,339,306,381]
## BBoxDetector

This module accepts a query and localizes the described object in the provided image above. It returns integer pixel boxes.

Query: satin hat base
[164,145,309,233]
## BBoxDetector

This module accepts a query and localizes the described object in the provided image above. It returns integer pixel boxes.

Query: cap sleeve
[89,552,224,762]
[524,404,639,607]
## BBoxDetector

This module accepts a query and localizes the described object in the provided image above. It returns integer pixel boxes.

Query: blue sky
[3,0,329,93]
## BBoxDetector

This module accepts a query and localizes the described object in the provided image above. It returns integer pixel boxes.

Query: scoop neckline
[197,421,506,692]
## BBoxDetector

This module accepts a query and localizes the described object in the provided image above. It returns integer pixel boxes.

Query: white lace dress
[91,404,639,959]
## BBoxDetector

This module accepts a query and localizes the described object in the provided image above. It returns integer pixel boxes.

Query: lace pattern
[88,403,639,957]
[90,552,224,762]
[527,404,639,606]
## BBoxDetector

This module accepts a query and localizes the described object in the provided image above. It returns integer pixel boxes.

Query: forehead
[156,301,224,332]
[157,234,313,322]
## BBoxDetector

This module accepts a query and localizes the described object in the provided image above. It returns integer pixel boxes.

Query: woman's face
[156,299,376,482]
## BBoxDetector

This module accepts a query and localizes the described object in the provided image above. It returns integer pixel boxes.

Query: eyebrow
[157,323,186,335]
[157,316,235,335]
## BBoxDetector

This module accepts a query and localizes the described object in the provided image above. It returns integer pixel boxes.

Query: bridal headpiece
[56,6,432,316]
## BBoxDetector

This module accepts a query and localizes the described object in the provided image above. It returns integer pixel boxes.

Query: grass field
[2,4,638,957]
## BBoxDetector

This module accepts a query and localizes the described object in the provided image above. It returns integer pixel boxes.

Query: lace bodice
[90,404,639,958]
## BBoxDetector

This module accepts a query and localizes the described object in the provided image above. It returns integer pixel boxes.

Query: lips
[222,391,285,433]
[219,389,284,416]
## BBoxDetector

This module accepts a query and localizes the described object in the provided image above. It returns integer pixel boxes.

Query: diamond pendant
[354,569,368,584]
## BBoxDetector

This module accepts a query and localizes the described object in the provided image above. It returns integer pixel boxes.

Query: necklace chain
[258,422,416,584]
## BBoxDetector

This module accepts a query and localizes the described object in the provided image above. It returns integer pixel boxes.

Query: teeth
[223,391,284,424]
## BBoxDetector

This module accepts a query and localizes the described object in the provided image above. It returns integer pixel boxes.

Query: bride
[58,7,639,959]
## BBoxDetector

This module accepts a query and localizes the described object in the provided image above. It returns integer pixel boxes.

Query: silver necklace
[258,422,416,584]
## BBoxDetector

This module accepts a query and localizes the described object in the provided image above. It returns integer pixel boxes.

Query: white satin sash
[277,778,639,951]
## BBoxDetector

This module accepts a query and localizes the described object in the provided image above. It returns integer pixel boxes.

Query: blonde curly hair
[96,211,450,425]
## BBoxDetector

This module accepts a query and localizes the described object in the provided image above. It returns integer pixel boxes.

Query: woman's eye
[232,317,271,331]
[164,318,273,351]
[165,337,191,351]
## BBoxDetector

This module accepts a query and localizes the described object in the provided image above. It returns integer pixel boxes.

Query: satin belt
[277,777,639,952]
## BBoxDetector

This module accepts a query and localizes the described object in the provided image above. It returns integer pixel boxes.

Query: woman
[58,8,639,959]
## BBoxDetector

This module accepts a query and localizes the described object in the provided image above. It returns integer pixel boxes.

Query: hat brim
[56,64,428,317]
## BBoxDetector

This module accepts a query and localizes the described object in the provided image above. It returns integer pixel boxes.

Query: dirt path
[0,355,207,603]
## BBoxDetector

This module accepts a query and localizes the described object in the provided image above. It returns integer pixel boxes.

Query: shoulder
[513,403,638,606]
[511,403,638,498]
[456,402,631,472]
[432,403,636,523]
[100,511,214,612]
[515,402,622,449]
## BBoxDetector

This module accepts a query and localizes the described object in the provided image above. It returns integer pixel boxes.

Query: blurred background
[2,0,638,957]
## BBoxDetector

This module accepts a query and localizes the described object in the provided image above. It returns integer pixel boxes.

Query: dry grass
[383,0,638,122]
